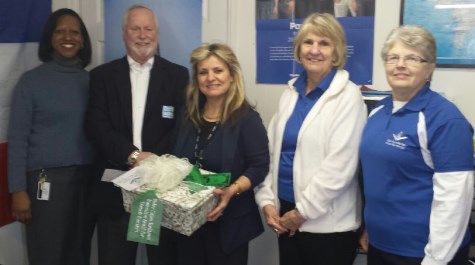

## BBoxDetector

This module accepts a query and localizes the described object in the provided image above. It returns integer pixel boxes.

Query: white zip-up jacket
[255,69,367,233]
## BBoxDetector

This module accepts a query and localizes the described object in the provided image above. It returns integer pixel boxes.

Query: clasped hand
[263,205,305,237]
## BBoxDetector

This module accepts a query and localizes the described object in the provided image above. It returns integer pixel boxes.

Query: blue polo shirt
[278,69,336,203]
[359,84,473,257]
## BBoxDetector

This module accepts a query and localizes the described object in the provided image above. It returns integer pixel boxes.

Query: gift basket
[113,154,230,236]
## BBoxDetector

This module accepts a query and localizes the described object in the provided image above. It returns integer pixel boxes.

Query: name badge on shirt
[37,169,51,201]
[162,106,174,119]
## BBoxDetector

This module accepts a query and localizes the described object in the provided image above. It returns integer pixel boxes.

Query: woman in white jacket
[255,13,367,265]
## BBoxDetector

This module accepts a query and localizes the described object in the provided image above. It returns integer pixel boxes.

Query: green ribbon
[127,190,163,245]
[184,166,231,187]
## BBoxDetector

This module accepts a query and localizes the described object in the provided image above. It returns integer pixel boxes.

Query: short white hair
[121,4,159,31]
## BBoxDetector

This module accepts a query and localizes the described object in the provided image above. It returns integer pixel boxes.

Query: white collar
[127,56,154,72]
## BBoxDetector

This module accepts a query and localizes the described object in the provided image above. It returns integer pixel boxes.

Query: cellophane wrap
[139,154,192,193]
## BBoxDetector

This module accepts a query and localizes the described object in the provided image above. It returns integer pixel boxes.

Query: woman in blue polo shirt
[359,25,474,265]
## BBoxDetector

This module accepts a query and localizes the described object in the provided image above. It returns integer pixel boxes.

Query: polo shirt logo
[385,131,407,150]
[392,131,408,141]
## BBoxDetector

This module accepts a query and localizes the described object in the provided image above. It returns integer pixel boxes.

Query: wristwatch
[127,150,140,166]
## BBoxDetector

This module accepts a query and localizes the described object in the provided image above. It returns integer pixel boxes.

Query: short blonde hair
[293,13,347,69]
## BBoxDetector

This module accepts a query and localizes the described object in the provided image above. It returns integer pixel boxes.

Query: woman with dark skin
[8,8,94,265]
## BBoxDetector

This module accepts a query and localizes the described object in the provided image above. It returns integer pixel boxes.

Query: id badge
[36,170,51,201]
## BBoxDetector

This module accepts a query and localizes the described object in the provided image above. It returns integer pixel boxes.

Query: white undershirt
[128,56,154,150]
[392,100,407,113]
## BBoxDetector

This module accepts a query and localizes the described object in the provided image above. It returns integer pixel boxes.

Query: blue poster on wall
[104,0,201,70]
[256,16,374,85]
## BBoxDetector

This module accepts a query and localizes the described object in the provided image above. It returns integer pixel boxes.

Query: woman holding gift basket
[153,43,269,265]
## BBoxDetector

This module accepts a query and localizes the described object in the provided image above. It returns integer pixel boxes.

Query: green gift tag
[127,190,163,245]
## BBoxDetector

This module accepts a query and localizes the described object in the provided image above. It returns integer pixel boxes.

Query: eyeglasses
[385,54,428,66]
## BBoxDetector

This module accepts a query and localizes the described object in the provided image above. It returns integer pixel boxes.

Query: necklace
[194,121,220,168]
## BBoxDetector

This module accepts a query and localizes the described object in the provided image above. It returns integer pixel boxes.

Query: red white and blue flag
[0,0,50,263]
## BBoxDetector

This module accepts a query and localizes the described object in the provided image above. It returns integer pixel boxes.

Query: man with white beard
[85,5,189,265]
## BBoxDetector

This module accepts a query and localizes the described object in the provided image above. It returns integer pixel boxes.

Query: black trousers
[26,165,95,265]
[368,243,470,265]
[96,213,160,265]
[147,222,248,265]
[278,199,358,265]
[96,213,137,265]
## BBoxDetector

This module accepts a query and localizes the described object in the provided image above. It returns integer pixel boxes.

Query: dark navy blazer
[173,108,270,253]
